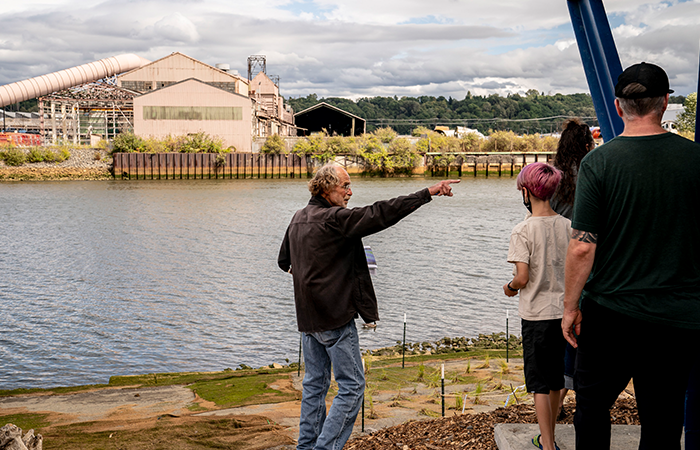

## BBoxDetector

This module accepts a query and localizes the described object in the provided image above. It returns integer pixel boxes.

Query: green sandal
[532,434,560,450]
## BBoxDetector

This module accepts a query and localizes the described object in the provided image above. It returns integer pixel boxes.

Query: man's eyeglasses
[341,184,352,192]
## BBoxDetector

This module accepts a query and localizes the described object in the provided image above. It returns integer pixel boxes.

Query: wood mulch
[345,398,639,450]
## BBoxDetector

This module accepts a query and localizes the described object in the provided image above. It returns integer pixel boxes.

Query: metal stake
[506,310,509,363]
[402,313,406,368]
[298,333,302,377]
[441,364,445,417]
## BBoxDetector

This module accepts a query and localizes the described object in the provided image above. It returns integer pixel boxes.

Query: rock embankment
[0,148,112,181]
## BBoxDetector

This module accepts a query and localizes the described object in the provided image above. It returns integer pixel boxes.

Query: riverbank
[0,348,528,449]
[0,149,111,181]
[0,147,540,181]
[0,346,640,450]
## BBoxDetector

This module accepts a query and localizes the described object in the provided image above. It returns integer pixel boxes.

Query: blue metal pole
[695,51,700,144]
[567,0,625,141]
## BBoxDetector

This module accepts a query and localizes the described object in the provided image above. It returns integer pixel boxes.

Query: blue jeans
[297,320,364,450]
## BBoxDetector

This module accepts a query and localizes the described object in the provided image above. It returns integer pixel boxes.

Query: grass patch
[188,373,298,408]
[0,413,50,432]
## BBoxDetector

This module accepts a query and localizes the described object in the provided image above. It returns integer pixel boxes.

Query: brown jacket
[278,189,432,332]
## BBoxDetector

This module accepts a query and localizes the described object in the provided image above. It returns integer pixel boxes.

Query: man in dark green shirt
[562,62,700,450]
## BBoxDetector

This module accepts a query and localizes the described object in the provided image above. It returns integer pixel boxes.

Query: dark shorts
[522,318,566,394]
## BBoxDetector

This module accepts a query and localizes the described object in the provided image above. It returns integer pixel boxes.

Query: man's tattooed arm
[572,229,598,244]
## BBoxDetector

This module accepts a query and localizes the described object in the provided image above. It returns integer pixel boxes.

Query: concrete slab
[494,424,685,450]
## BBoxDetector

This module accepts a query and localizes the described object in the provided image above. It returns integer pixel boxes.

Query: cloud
[153,13,200,43]
[0,0,698,100]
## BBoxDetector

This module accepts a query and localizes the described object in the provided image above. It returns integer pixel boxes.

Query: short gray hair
[617,82,666,118]
[308,164,340,196]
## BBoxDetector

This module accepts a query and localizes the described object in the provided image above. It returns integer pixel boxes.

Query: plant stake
[441,363,445,417]
[402,313,407,369]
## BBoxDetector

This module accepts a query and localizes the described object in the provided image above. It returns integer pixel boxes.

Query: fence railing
[425,152,554,177]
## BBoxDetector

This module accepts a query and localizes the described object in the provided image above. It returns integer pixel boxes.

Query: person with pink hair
[503,162,571,450]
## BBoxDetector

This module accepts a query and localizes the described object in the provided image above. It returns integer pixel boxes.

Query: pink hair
[516,162,562,200]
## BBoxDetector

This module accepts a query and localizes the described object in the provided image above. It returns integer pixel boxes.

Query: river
[0,177,526,389]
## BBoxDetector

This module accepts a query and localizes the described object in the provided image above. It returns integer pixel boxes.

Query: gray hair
[617,83,666,119]
[308,164,340,196]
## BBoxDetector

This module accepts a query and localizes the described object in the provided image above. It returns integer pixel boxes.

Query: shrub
[56,148,71,162]
[2,147,26,166]
[96,139,110,150]
[293,133,325,156]
[386,138,420,173]
[113,132,145,153]
[676,92,697,133]
[27,147,46,163]
[373,127,397,143]
[482,130,517,152]
[261,134,286,154]
[142,137,166,153]
[411,126,433,137]
[415,131,459,153]
[459,133,483,152]
[179,132,225,154]
[356,134,388,172]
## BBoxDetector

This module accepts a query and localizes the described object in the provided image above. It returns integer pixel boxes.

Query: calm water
[0,177,525,389]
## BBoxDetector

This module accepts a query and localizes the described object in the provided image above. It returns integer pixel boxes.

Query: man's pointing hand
[428,179,461,197]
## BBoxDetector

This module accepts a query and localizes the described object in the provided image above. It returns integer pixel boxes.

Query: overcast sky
[0,0,698,100]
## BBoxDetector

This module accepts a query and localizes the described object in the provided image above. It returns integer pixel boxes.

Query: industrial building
[250,71,296,137]
[133,78,252,152]
[0,52,298,150]
[294,102,366,137]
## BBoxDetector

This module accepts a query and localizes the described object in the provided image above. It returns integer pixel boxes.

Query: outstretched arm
[428,179,461,196]
[562,229,597,347]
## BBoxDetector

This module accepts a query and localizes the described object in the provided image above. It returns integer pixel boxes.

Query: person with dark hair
[562,62,700,449]
[503,162,571,450]
[549,118,595,418]
[550,119,595,219]
[279,164,459,450]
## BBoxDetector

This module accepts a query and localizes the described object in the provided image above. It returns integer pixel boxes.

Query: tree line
[286,92,688,135]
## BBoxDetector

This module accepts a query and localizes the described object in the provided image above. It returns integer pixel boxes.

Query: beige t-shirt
[507,215,571,321]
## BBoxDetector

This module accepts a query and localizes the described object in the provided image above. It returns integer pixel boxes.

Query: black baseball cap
[615,62,674,99]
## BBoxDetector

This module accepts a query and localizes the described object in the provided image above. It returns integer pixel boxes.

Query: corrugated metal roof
[294,102,365,121]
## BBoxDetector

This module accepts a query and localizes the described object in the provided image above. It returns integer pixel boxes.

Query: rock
[0,424,22,448]
[272,363,283,369]
[21,430,41,450]
[0,425,42,450]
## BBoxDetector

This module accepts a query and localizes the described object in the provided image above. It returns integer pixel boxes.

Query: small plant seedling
[365,392,378,419]
[455,393,463,411]
[477,356,490,369]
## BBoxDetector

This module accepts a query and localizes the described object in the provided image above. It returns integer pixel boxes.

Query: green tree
[675,92,696,133]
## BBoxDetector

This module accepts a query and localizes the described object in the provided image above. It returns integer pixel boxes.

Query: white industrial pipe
[0,53,151,108]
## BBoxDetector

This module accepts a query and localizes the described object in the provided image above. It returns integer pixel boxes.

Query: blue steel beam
[567,0,624,141]
[696,53,700,144]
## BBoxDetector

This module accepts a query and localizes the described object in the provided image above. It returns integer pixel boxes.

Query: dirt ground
[0,356,637,449]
